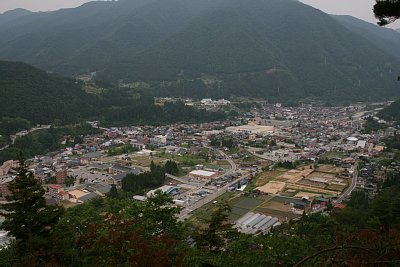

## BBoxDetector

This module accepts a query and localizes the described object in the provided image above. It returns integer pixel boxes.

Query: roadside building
[0,160,18,176]
[0,177,13,199]
[56,168,67,184]
[146,185,179,197]
[188,170,219,180]
[48,184,63,197]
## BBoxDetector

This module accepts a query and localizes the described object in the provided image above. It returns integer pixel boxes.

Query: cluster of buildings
[212,104,397,165]
[47,183,112,203]
[234,212,280,235]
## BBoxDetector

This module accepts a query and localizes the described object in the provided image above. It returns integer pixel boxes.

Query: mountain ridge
[333,15,400,60]
[0,0,399,102]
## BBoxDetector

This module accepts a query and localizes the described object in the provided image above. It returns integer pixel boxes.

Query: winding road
[0,125,51,151]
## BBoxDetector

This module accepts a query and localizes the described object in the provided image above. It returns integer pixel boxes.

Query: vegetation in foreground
[1,160,400,266]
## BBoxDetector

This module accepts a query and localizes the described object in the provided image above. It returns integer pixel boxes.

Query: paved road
[310,162,358,214]
[0,145,9,151]
[334,162,358,204]
[176,150,241,220]
[178,172,253,221]
[0,125,51,151]
[217,149,237,172]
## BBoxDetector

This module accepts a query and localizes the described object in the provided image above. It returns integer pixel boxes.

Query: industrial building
[235,212,280,235]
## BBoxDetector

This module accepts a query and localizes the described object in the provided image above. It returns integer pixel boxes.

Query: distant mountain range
[0,0,399,102]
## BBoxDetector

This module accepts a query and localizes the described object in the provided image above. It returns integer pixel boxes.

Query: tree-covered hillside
[0,60,225,138]
[0,0,399,102]
[333,15,400,60]
[0,61,96,125]
[378,99,400,122]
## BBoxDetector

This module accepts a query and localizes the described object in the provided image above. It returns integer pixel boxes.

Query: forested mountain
[0,60,225,137]
[0,61,96,125]
[0,0,399,101]
[333,15,400,60]
[378,99,400,121]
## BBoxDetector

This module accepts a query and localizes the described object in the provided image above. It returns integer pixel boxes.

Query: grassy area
[254,169,287,187]
[158,152,206,167]
[316,164,342,173]
[82,83,106,95]
[326,184,347,191]
[130,156,165,167]
[188,192,237,226]
[225,146,240,155]
[228,196,266,221]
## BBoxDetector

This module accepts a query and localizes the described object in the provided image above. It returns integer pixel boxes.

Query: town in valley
[1,99,398,246]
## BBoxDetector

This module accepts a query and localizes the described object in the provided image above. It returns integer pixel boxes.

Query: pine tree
[0,157,63,256]
[107,184,119,199]
[150,160,156,172]
[165,160,179,175]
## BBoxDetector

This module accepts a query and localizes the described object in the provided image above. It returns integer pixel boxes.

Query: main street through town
[334,162,359,204]
[310,162,359,215]
[177,149,242,221]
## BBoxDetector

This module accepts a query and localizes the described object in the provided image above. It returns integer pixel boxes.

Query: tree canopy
[374,0,400,26]
[0,157,63,263]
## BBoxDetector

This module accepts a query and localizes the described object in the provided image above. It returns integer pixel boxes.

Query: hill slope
[333,15,400,60]
[0,61,96,125]
[0,0,399,102]
[0,61,225,134]
[378,99,400,121]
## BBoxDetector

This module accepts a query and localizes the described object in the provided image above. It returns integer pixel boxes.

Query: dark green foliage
[107,144,139,156]
[0,158,63,259]
[0,117,30,137]
[1,173,400,266]
[370,178,400,233]
[0,61,97,126]
[378,99,400,122]
[100,99,225,127]
[193,202,234,251]
[107,184,119,199]
[361,115,388,134]
[165,160,179,175]
[50,192,183,267]
[122,162,165,194]
[334,15,400,60]
[0,1,399,102]
[0,123,100,163]
[0,61,225,144]
[275,161,299,169]
[374,0,400,26]
[210,136,235,148]
[348,190,370,210]
[65,176,76,187]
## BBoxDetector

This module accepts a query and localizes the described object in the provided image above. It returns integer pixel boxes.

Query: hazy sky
[0,0,399,28]
[301,0,400,28]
